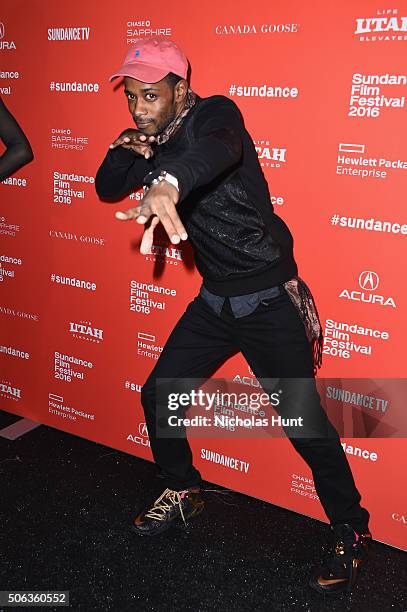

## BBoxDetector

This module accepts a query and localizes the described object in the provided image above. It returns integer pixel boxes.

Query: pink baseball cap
[109,38,188,83]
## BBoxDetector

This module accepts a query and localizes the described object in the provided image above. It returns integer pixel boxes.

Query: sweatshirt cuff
[108,145,140,165]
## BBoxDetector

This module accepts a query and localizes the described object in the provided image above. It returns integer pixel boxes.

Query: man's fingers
[154,206,187,244]
[109,136,128,149]
[140,216,160,255]
[156,211,179,244]
[115,209,137,220]
[136,202,154,224]
[153,199,188,242]
[169,208,188,241]
[117,143,154,158]
[115,205,148,221]
[109,132,155,150]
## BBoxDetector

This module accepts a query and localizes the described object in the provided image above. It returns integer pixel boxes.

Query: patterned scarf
[283,276,324,375]
[155,88,197,145]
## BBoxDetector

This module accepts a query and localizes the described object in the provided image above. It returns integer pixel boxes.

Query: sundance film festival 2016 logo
[54,351,94,383]
[323,317,390,360]
[0,253,22,282]
[53,170,94,205]
[354,8,407,42]
[130,279,177,314]
[348,73,406,118]
[339,271,396,307]
[0,22,16,49]
[0,68,19,96]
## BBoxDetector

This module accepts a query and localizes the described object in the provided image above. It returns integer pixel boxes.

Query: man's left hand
[115,181,188,254]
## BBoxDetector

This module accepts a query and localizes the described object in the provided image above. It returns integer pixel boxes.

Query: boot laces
[326,534,359,578]
[144,488,188,526]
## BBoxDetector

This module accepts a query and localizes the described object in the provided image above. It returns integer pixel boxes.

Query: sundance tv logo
[339,271,396,307]
[47,26,90,41]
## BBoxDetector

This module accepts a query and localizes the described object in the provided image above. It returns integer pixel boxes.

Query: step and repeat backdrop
[1,1,406,549]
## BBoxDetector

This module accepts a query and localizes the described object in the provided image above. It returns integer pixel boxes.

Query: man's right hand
[109,129,156,159]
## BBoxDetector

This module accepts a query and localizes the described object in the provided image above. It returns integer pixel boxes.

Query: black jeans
[141,287,370,533]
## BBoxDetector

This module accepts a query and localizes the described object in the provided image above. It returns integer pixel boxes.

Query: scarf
[155,88,197,145]
[283,276,324,375]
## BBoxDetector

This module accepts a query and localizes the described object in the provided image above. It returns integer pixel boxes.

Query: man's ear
[175,79,188,103]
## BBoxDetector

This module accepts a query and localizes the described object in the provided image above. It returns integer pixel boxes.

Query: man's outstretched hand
[109,129,156,159]
[115,180,188,254]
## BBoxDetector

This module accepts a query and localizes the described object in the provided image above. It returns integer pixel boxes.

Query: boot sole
[308,577,351,596]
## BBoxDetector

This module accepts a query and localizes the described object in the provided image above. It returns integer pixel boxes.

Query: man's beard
[154,107,177,136]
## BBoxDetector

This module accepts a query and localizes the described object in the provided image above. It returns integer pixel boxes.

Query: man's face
[124,76,181,136]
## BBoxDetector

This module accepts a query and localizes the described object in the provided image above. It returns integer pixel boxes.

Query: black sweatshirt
[95,94,298,296]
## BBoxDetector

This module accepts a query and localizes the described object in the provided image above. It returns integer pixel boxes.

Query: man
[95,38,372,595]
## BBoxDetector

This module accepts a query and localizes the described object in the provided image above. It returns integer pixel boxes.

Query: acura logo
[0,23,5,39]
[358,270,379,291]
[138,422,148,437]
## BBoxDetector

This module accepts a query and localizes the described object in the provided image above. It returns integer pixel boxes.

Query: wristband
[150,170,179,191]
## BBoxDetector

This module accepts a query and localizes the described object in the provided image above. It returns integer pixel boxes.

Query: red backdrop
[1,0,406,550]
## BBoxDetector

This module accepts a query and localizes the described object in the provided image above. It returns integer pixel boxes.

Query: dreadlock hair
[165,72,185,88]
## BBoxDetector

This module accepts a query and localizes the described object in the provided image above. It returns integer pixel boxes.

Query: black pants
[141,288,370,533]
